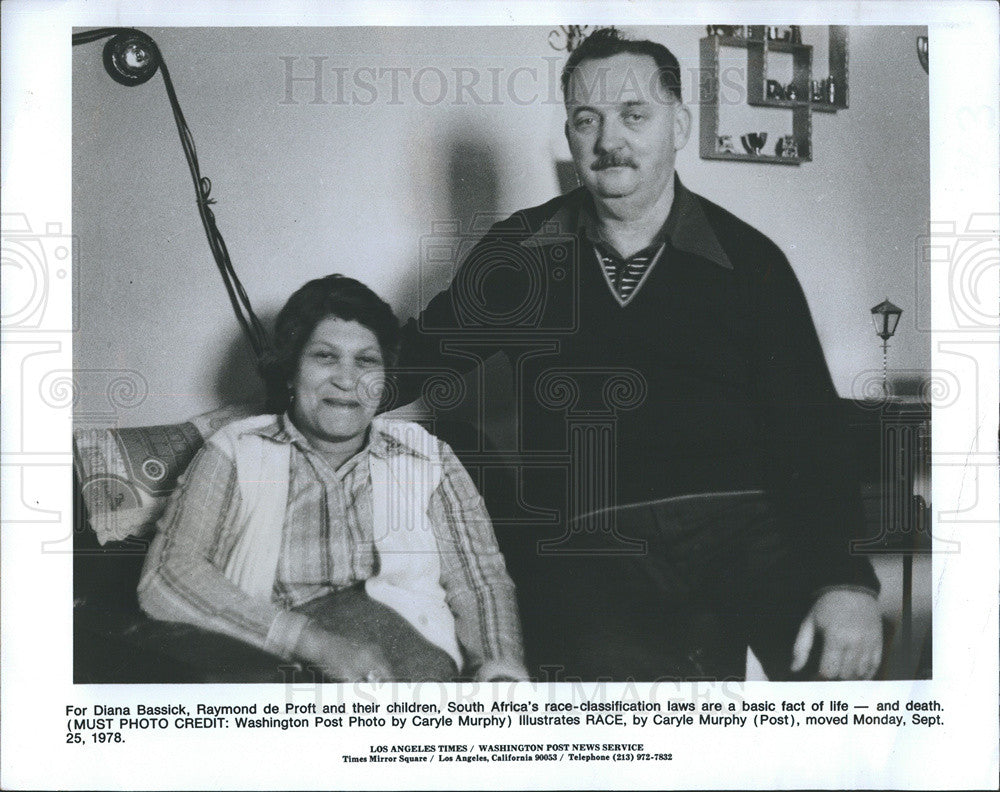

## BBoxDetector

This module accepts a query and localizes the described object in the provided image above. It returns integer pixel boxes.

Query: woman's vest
[215,414,462,669]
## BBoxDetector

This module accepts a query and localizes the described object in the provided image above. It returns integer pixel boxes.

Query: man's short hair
[560,27,683,103]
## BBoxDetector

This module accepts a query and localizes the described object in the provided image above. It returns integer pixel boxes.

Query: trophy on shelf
[706,25,745,38]
[716,135,738,155]
[740,132,768,156]
[766,79,785,100]
[775,135,798,158]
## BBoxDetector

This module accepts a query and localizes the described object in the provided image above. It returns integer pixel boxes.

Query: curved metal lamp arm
[72,28,272,361]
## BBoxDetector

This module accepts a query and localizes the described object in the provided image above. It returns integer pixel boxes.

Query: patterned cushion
[73,404,259,545]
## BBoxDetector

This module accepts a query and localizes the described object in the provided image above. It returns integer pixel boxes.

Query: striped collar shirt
[593,241,666,307]
[577,177,732,306]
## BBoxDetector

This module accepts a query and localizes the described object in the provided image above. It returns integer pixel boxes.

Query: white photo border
[2,1,997,790]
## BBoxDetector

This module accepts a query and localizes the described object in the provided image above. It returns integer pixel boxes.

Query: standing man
[396,28,882,681]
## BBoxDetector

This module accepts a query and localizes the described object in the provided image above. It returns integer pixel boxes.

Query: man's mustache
[592,153,638,170]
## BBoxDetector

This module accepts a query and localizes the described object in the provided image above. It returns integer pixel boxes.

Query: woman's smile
[290,316,385,455]
[321,396,361,407]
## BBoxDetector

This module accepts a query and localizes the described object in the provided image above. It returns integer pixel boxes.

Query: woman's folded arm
[137,442,310,661]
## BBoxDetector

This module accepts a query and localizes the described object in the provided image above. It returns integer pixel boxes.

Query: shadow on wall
[555,159,579,195]
[448,136,500,234]
[211,325,267,409]
[407,133,520,452]
[442,135,519,450]
[208,133,512,426]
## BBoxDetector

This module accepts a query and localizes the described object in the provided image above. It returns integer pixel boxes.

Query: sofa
[72,400,932,683]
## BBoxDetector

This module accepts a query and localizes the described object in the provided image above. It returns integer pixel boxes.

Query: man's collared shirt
[577,178,732,306]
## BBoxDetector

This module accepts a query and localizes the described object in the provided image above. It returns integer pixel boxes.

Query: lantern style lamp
[871,298,903,397]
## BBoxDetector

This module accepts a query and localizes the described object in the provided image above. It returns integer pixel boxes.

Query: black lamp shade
[871,298,903,341]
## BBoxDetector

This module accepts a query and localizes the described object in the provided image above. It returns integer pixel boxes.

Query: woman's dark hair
[561,27,683,103]
[261,274,400,413]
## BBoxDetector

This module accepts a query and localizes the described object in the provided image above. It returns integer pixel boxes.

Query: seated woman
[138,274,527,682]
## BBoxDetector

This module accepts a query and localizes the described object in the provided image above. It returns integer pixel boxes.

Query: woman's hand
[294,621,393,682]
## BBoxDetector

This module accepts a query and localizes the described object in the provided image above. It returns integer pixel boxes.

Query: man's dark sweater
[396,178,878,678]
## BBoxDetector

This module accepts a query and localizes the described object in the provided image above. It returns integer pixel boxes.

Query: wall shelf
[747,98,810,110]
[700,152,803,166]
[745,34,812,107]
[811,25,849,112]
[699,26,848,165]
[699,34,812,165]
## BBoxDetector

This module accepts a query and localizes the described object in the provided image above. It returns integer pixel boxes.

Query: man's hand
[791,589,883,680]
[294,621,393,682]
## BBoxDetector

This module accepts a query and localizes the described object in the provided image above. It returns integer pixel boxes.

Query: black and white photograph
[70,23,932,685]
[2,1,997,790]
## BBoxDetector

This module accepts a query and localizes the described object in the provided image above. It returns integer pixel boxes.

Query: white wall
[72,25,929,428]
